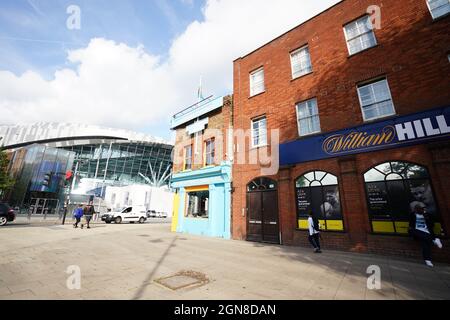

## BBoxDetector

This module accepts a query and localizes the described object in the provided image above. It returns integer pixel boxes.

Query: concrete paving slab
[1,222,449,300]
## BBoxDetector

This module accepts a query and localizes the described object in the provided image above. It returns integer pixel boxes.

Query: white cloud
[0,0,340,134]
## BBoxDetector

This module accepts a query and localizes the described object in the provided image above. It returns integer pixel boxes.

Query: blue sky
[0,0,340,141]
[0,0,203,78]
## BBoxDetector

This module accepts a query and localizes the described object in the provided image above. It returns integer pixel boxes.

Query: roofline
[1,136,174,150]
[233,0,345,62]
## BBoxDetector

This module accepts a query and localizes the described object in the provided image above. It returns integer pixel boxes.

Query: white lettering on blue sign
[395,116,449,141]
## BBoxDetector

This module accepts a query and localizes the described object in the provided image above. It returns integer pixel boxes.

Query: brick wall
[173,96,233,174]
[231,0,450,262]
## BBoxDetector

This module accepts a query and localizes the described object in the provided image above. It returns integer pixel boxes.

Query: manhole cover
[155,271,209,291]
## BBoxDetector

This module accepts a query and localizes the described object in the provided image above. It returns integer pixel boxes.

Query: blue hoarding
[280,105,450,166]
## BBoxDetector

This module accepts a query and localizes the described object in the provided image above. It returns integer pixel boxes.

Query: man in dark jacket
[409,202,443,267]
[81,202,95,229]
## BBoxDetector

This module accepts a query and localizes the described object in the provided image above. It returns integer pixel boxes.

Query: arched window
[364,161,441,235]
[295,171,344,232]
[247,177,277,192]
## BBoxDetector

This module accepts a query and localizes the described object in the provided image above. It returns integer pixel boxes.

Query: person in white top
[409,203,443,268]
[307,212,322,253]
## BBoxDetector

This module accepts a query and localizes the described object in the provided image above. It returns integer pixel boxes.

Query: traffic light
[42,172,52,188]
[64,170,73,187]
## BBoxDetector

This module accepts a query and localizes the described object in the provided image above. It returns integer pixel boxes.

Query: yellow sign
[298,219,344,231]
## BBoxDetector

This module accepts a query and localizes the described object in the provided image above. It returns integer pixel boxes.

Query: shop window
[295,171,344,231]
[185,188,209,219]
[364,161,442,235]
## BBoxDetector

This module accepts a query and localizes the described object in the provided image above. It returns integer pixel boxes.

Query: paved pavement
[0,221,450,300]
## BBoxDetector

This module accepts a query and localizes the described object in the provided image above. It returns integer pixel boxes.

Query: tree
[0,148,15,200]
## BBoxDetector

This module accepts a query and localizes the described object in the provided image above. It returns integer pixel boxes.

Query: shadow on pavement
[132,236,178,300]
[248,241,450,299]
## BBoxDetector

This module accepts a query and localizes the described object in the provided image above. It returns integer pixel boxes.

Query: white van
[101,206,147,224]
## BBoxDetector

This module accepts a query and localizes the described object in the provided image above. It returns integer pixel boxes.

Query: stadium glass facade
[2,123,174,216]
[63,141,173,190]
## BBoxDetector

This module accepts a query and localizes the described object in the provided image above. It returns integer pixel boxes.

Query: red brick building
[232,0,450,261]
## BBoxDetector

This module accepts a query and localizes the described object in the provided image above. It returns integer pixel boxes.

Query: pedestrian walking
[308,212,322,253]
[73,204,84,228]
[409,202,443,267]
[81,202,95,229]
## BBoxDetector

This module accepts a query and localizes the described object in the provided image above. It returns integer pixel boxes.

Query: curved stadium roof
[0,122,173,149]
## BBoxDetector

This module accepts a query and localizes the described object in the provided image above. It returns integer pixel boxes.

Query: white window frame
[204,138,215,167]
[296,98,321,137]
[426,0,450,20]
[343,15,377,56]
[251,116,267,148]
[249,67,265,97]
[184,144,193,171]
[357,78,396,122]
[290,45,313,79]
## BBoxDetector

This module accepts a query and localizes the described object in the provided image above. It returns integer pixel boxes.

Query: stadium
[0,123,174,217]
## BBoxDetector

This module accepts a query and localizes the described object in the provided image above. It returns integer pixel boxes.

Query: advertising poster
[296,186,342,220]
[366,179,439,223]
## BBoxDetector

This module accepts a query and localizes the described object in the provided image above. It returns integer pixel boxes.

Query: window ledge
[248,91,266,99]
[431,12,450,22]
[369,232,409,237]
[347,44,379,59]
[297,131,322,139]
[295,228,346,234]
[291,71,313,82]
[250,144,269,150]
[363,112,397,123]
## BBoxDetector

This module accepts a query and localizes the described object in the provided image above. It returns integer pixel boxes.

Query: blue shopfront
[170,162,232,239]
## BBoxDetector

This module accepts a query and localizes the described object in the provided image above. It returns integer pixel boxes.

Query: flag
[197,76,204,101]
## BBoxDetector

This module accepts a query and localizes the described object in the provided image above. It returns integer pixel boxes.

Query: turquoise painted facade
[170,162,232,239]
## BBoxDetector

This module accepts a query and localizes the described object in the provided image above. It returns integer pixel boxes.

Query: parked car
[147,210,157,218]
[0,203,16,226]
[101,206,147,224]
[156,212,168,218]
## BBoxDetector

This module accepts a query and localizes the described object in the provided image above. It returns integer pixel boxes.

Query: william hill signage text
[280,106,450,165]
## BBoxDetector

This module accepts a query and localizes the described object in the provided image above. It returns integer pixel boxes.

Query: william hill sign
[280,106,450,166]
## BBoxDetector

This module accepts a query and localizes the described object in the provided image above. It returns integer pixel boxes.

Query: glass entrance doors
[29,198,60,217]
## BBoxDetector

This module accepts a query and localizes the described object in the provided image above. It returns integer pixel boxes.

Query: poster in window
[366,182,389,219]
[310,187,324,219]
[320,185,342,220]
[387,180,410,220]
[408,179,438,218]
[296,187,311,217]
